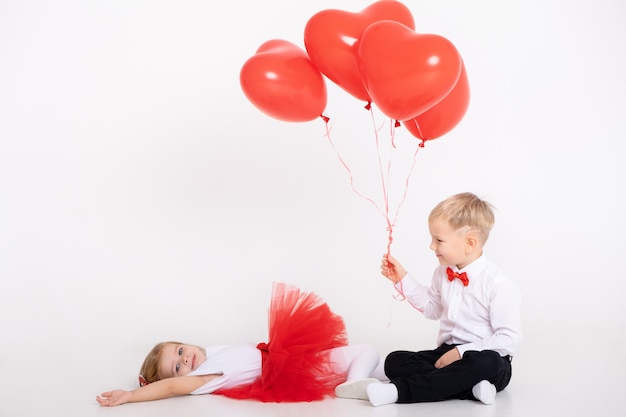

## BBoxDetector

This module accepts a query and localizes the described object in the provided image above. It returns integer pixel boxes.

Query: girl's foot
[335,378,379,400]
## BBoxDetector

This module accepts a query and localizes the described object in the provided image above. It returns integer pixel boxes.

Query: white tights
[329,344,387,381]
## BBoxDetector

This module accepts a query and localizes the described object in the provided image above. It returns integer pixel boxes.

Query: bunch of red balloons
[240,0,470,141]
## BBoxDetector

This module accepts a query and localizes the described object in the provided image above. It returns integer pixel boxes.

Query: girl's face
[158,343,207,379]
[428,220,473,269]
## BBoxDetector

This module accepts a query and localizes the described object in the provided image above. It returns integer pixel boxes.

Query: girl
[97,282,384,406]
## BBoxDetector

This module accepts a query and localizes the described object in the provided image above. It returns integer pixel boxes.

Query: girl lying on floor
[97,282,384,406]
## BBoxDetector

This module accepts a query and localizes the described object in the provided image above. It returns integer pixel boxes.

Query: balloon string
[390,144,421,234]
[322,111,422,257]
[411,120,427,148]
[369,109,394,256]
[391,120,400,148]
[370,113,422,257]
[322,117,387,219]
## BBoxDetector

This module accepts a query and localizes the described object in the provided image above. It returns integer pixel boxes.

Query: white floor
[2,326,622,417]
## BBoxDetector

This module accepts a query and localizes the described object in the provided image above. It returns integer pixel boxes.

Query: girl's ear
[139,375,150,387]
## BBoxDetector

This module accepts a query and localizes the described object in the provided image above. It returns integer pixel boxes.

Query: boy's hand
[96,390,132,407]
[434,348,461,369]
[381,254,407,283]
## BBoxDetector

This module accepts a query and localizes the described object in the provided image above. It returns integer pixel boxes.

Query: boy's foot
[472,380,496,405]
[335,378,379,400]
[366,381,398,407]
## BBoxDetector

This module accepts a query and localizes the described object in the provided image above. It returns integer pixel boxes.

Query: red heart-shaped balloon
[304,0,414,103]
[240,39,327,122]
[358,20,462,121]
[403,61,470,141]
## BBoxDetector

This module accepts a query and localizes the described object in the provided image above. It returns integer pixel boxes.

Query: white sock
[366,382,398,407]
[472,380,496,405]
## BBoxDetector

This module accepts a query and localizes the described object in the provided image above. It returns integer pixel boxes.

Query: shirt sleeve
[394,272,444,320]
[190,375,229,395]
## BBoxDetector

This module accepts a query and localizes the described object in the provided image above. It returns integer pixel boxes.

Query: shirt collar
[455,253,488,278]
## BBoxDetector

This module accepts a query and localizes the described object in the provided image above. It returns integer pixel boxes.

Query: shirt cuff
[456,343,477,357]
[394,273,419,295]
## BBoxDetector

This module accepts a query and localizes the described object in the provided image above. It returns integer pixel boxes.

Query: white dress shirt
[394,255,523,357]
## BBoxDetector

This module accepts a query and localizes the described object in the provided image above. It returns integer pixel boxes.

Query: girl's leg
[329,344,385,380]
[330,345,385,400]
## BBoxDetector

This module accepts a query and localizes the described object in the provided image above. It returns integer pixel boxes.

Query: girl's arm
[96,374,220,407]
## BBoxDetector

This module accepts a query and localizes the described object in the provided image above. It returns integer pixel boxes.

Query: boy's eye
[178,347,183,355]
[176,364,180,372]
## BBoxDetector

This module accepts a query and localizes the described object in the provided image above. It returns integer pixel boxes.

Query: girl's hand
[96,390,132,407]
[381,254,407,283]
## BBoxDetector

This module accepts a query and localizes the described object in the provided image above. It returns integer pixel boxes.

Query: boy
[369,192,522,406]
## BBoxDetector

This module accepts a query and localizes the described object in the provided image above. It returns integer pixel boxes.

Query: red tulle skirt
[216,282,348,402]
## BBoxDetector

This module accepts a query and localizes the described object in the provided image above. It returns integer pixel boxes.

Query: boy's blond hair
[428,192,495,244]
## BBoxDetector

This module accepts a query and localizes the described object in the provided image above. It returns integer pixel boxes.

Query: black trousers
[384,343,512,403]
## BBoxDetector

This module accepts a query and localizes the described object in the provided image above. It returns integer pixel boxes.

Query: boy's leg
[465,351,512,393]
[367,344,450,405]
[387,347,512,403]
[367,345,449,407]
[384,344,454,379]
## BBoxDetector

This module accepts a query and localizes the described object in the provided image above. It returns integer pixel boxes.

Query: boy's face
[428,220,473,269]
[158,343,207,379]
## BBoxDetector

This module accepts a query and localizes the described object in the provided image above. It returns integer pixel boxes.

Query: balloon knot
[364,101,372,110]
[321,114,330,123]
[394,120,400,128]
[419,139,426,148]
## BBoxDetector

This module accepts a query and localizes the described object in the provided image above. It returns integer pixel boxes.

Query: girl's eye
[175,364,180,372]
[178,347,183,355]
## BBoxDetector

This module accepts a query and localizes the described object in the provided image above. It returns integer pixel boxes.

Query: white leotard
[188,344,262,394]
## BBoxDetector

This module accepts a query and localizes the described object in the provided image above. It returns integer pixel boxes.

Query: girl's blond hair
[428,192,495,244]
[139,341,183,385]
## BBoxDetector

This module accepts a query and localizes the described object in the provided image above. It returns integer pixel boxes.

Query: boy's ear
[465,234,479,252]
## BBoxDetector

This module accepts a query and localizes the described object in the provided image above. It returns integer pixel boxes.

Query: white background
[1,1,625,416]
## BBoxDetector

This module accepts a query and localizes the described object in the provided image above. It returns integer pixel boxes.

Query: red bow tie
[446,267,469,286]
